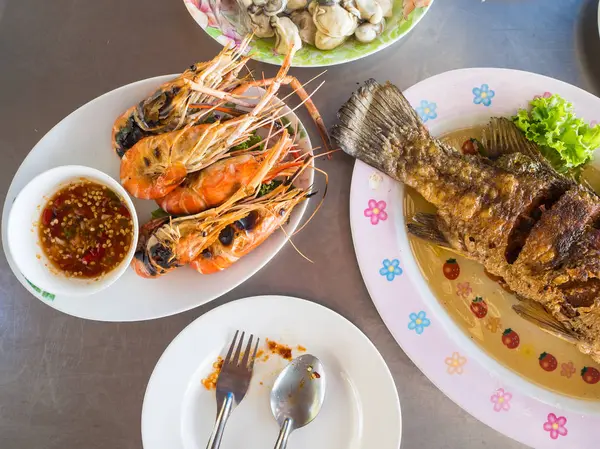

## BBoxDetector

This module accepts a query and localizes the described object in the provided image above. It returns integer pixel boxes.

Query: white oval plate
[349,69,600,448]
[1,77,312,321]
[142,295,401,449]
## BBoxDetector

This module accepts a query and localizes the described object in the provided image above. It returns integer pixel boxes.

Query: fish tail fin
[331,79,432,174]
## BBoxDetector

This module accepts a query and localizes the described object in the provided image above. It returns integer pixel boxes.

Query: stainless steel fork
[206,330,259,449]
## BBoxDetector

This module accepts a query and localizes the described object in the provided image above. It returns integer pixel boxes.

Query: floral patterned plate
[183,0,433,67]
[349,69,600,448]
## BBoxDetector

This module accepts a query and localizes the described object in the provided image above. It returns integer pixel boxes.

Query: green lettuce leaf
[512,94,600,172]
[258,180,282,197]
[279,116,296,135]
[151,208,170,219]
[231,133,263,152]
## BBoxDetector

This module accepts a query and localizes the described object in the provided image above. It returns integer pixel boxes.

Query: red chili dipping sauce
[39,180,134,278]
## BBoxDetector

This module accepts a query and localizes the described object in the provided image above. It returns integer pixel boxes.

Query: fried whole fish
[332,79,600,362]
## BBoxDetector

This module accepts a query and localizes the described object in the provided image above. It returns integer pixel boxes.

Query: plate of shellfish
[1,44,329,321]
[335,70,600,447]
[183,0,433,67]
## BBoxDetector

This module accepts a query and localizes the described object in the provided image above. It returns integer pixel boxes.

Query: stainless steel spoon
[270,354,326,449]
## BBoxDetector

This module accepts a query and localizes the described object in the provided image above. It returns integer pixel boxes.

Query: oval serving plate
[1,76,313,321]
[183,0,433,67]
[349,68,600,448]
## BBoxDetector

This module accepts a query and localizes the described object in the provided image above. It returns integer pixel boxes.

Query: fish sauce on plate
[405,127,600,400]
[332,79,600,399]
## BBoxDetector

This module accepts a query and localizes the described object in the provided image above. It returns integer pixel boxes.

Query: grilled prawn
[120,47,312,200]
[112,38,252,158]
[156,131,302,215]
[113,37,331,159]
[132,181,310,278]
[189,197,299,274]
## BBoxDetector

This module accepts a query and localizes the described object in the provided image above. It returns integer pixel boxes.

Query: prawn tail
[156,188,203,216]
[157,163,188,195]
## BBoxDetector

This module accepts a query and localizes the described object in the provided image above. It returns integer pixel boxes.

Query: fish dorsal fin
[483,117,548,163]
[483,118,576,188]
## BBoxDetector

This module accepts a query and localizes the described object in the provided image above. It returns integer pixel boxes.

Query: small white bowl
[8,165,139,297]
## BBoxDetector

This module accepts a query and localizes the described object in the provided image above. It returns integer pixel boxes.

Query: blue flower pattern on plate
[408,311,431,334]
[473,84,495,107]
[415,100,437,122]
[379,258,402,281]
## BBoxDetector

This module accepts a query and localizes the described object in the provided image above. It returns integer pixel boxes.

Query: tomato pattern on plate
[350,69,600,447]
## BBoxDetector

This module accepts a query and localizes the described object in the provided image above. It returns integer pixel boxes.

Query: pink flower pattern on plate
[364,199,388,225]
[560,361,576,378]
[189,0,219,28]
[217,25,243,47]
[543,413,568,440]
[490,388,512,412]
[456,282,472,298]
[445,352,467,375]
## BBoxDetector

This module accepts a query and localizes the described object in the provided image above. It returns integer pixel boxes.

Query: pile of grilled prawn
[332,79,600,363]
[133,140,313,277]
[111,38,327,278]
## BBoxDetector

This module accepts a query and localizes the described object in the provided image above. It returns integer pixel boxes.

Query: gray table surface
[1,0,599,448]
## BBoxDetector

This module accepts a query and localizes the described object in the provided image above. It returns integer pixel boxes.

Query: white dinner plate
[141,295,401,449]
[1,77,312,321]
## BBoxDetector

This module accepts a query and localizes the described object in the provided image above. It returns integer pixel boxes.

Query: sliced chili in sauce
[39,180,134,278]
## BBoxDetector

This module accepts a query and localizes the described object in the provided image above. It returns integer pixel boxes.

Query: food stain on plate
[266,338,293,361]
[201,357,224,390]
[201,339,307,390]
